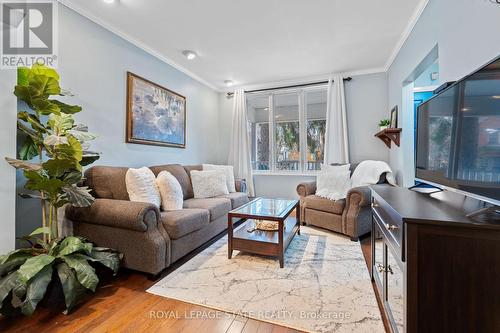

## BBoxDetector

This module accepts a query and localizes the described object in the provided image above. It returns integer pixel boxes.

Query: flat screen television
[415,55,500,205]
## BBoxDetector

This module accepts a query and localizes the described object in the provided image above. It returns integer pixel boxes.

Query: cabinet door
[386,245,404,333]
[372,221,385,296]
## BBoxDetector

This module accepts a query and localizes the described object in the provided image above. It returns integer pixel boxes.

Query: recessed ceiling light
[182,50,197,60]
[224,80,234,87]
[492,95,500,99]
[102,0,116,4]
[462,107,471,112]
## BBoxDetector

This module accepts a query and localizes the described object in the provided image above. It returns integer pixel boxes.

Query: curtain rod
[226,77,352,97]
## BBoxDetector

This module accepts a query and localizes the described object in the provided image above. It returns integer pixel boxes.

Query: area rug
[147,226,384,333]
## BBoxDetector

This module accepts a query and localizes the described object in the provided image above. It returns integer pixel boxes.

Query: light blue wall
[387,0,500,185]
[14,4,222,243]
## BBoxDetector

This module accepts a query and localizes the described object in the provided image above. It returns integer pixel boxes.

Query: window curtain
[228,89,255,196]
[324,74,350,164]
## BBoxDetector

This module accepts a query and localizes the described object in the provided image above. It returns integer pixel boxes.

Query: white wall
[388,0,500,185]
[219,72,389,199]
[15,4,222,242]
[0,69,17,253]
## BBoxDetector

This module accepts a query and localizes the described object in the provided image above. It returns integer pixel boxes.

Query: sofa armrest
[66,198,160,232]
[235,178,247,193]
[296,181,317,197]
[346,186,371,208]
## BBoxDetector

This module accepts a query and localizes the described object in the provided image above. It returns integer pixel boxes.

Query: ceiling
[61,0,426,91]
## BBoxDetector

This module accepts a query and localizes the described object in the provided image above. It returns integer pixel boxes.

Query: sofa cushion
[303,195,346,215]
[160,209,209,239]
[183,198,231,221]
[150,164,193,200]
[85,166,130,200]
[216,192,249,209]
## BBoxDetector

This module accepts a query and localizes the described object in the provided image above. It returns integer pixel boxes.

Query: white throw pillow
[202,164,236,193]
[316,170,352,201]
[156,171,183,211]
[125,167,161,208]
[190,170,229,199]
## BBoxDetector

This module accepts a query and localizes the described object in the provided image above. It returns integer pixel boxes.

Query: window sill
[252,172,319,177]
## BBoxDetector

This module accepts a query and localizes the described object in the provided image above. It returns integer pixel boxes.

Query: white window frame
[248,85,327,175]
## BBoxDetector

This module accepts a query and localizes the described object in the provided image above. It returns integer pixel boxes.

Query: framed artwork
[390,105,398,128]
[126,72,186,148]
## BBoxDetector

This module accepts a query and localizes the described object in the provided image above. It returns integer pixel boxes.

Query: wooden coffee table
[227,198,300,268]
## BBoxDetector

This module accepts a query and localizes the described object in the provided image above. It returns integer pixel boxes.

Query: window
[275,94,300,171]
[247,95,270,170]
[305,90,327,171]
[247,87,327,173]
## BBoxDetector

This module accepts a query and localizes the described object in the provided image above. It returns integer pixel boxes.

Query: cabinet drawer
[372,195,405,261]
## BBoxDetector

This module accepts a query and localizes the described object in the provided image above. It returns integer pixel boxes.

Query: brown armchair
[296,164,387,241]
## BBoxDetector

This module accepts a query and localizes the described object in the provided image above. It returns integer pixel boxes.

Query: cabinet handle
[385,223,399,231]
[372,202,379,208]
[377,264,385,273]
[377,264,394,274]
[387,265,394,275]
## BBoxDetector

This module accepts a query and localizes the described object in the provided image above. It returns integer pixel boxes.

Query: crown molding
[56,0,219,91]
[384,0,430,72]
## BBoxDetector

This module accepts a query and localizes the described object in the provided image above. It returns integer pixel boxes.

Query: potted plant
[378,119,390,131]
[0,64,122,316]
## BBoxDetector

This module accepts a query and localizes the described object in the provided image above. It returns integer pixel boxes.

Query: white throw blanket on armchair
[351,160,396,188]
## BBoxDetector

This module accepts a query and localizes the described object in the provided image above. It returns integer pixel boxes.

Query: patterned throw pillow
[190,170,229,199]
[202,164,236,193]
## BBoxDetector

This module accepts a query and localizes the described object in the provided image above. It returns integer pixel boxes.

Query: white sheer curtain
[324,74,350,164]
[228,89,255,196]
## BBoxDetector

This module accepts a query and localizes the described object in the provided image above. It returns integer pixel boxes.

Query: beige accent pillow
[202,164,236,192]
[190,170,229,199]
[156,171,183,210]
[125,167,161,208]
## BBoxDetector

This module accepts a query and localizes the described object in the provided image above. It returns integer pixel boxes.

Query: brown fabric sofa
[296,164,387,241]
[66,164,248,276]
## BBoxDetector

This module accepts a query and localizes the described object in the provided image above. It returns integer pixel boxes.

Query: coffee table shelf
[228,198,300,268]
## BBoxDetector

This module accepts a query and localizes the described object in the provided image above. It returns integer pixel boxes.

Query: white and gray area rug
[148,226,384,333]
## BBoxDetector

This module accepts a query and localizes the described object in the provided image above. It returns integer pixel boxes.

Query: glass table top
[230,198,298,218]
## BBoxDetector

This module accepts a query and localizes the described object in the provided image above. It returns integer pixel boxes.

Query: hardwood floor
[0,234,387,333]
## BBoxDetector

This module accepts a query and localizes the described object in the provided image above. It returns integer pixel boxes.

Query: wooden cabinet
[370,185,500,333]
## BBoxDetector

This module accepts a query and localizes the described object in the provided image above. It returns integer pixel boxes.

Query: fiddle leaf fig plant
[0,64,121,316]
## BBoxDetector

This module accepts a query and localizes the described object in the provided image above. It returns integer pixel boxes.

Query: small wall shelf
[375,128,402,148]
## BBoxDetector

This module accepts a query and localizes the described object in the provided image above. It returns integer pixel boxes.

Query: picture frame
[126,72,186,148]
[390,105,398,128]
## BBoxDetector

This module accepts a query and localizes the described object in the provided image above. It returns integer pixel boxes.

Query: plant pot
[379,126,388,131]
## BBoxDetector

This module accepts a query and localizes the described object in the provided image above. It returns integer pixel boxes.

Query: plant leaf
[61,255,98,292]
[44,134,69,146]
[0,272,20,305]
[68,130,96,142]
[18,136,39,161]
[0,250,33,277]
[51,237,92,257]
[17,254,55,284]
[24,170,65,196]
[62,185,94,207]
[88,250,122,274]
[56,262,88,312]
[29,227,51,237]
[5,157,42,171]
[54,136,82,162]
[62,171,83,185]
[43,159,76,178]
[18,193,42,199]
[81,152,100,167]
[51,100,82,114]
[21,265,52,316]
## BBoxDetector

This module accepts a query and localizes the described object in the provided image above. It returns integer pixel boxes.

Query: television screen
[416,56,500,203]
